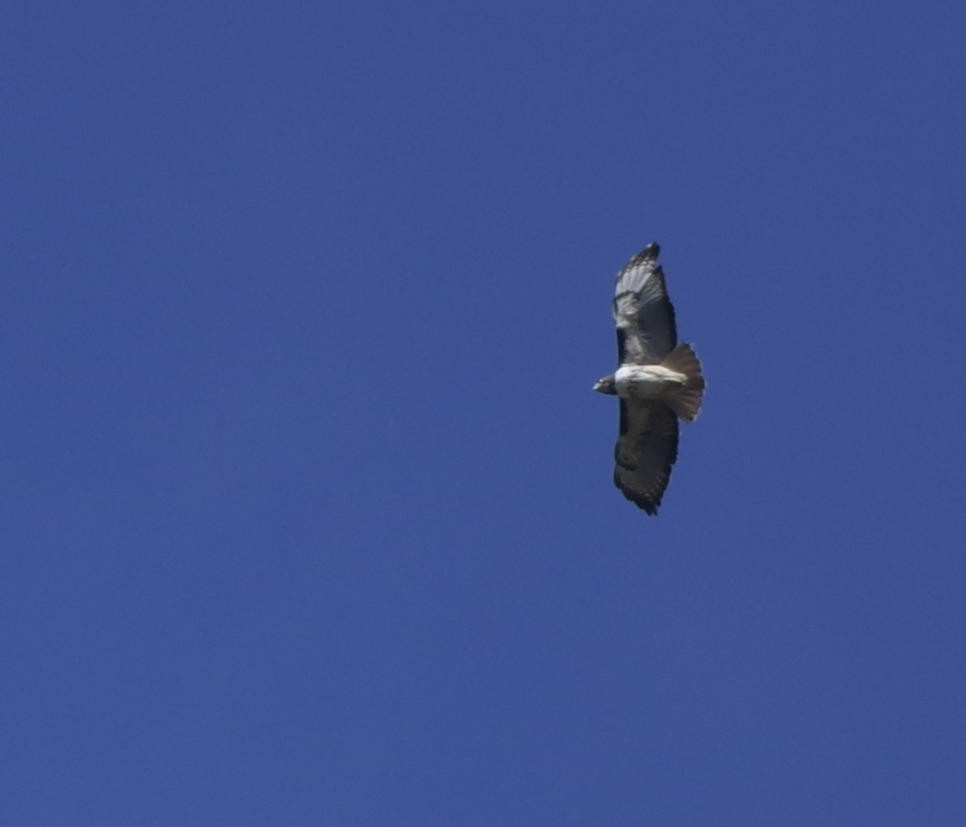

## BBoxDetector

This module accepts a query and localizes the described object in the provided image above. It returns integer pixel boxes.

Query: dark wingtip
[613,474,661,516]
[632,493,660,516]
[626,242,660,269]
[636,491,660,516]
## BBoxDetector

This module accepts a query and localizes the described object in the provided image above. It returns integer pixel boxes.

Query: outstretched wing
[613,242,677,366]
[613,399,679,515]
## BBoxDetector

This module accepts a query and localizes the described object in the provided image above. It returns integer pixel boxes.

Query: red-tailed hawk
[593,243,705,514]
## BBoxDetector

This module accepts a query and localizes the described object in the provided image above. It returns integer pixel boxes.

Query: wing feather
[613,242,677,365]
[613,400,679,515]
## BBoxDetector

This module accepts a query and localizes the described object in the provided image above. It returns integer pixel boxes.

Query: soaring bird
[593,243,704,514]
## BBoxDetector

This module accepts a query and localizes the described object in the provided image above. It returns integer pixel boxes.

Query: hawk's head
[593,375,617,395]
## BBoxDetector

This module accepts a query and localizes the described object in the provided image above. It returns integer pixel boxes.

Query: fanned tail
[662,343,705,422]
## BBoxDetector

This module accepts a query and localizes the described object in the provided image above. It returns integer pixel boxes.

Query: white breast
[614,364,686,400]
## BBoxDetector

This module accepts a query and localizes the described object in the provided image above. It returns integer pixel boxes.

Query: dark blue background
[4,2,965,824]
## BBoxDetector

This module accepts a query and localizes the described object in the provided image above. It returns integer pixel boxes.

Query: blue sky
[3,2,966,824]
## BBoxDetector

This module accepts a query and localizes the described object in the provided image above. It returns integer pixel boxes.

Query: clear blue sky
[4,2,965,824]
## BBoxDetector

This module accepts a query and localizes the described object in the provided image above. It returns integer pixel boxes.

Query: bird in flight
[593,243,704,514]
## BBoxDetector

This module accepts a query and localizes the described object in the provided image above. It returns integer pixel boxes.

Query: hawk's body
[593,243,704,515]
